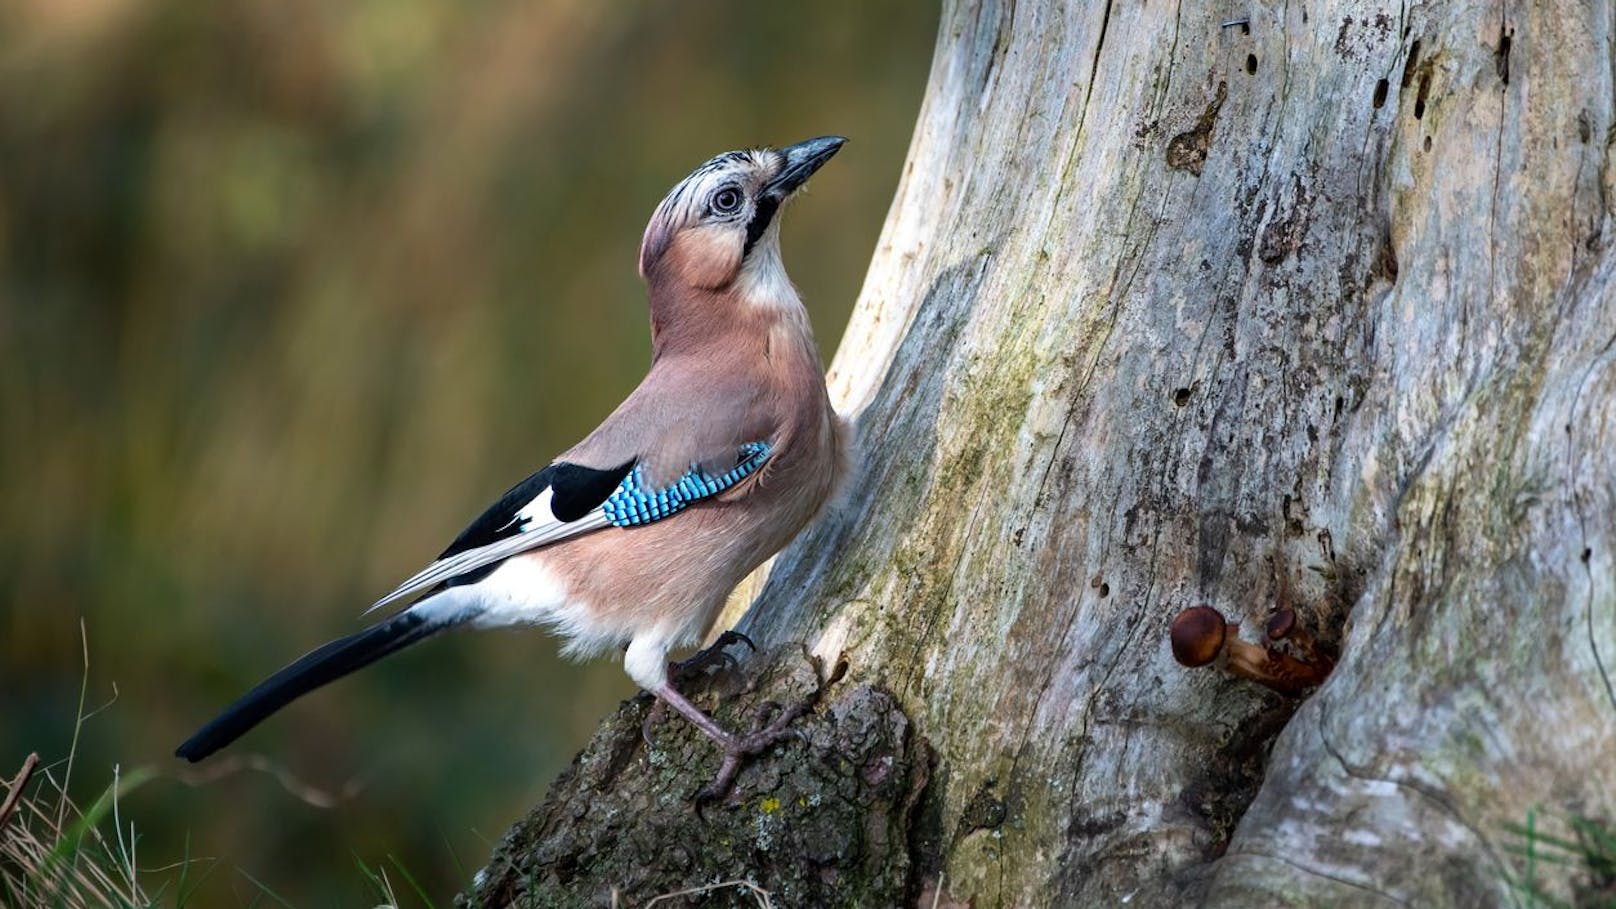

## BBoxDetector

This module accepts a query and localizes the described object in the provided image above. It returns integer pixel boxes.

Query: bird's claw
[695,699,813,806]
[748,700,784,732]
[649,632,765,748]
[641,699,667,748]
[669,630,757,686]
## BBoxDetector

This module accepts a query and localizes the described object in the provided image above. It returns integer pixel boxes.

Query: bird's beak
[764,136,846,199]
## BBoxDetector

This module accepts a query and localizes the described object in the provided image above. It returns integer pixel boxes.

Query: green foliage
[1,1,935,904]
[1504,809,1616,908]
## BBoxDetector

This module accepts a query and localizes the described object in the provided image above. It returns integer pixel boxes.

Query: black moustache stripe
[743,195,780,257]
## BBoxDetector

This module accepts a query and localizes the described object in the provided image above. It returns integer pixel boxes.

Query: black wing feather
[438,459,636,560]
[438,464,558,559]
[549,460,635,520]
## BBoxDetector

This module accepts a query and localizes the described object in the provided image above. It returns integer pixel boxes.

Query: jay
[177,137,852,794]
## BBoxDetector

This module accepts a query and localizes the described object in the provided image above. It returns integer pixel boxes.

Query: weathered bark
[465,0,1616,906]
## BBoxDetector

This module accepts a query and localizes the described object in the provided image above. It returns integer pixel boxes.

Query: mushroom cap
[1170,605,1229,667]
[1266,607,1297,641]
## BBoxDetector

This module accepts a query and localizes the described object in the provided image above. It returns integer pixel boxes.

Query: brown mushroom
[1170,605,1327,696]
[1265,607,1337,676]
[1170,606,1233,667]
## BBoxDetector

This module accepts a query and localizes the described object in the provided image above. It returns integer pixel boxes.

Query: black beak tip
[797,135,846,160]
[772,136,847,195]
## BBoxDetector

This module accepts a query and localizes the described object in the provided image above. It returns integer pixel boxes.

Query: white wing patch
[363,487,610,616]
[513,487,556,527]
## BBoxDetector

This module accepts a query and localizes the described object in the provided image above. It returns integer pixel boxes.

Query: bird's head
[638,136,845,302]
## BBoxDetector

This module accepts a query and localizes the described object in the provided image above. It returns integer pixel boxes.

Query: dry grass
[1,625,164,908]
[632,879,775,908]
[0,622,429,909]
[0,754,162,909]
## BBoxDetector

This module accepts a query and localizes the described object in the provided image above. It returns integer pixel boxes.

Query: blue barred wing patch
[602,442,771,527]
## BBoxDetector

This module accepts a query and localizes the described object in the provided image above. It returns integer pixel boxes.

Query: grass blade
[387,854,436,909]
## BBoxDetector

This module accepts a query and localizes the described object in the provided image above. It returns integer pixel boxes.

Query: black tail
[175,610,445,762]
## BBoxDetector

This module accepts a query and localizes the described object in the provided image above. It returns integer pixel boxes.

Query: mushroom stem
[1223,637,1323,696]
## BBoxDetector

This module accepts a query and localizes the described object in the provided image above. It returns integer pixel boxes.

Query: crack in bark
[972,0,1012,100]
[1049,0,1118,215]
[1313,698,1523,908]
[1567,326,1616,714]
[989,18,1175,826]
[1237,8,1297,280]
[993,114,1183,895]
[893,252,998,708]
[1040,95,1188,803]
[1156,0,1186,137]
[1086,0,1115,122]
[1485,2,1509,394]
[1229,850,1414,907]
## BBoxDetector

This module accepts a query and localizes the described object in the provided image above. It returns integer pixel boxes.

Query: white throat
[735,220,800,310]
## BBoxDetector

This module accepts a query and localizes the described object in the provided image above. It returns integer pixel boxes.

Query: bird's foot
[643,631,759,746]
[693,646,849,806]
[670,629,756,686]
[694,700,810,804]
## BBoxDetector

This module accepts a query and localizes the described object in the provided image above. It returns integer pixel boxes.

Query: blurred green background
[0,0,935,903]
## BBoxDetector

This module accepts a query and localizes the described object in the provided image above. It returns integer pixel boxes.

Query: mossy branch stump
[461,648,931,908]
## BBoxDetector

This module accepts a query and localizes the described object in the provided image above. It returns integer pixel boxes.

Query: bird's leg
[641,630,757,746]
[653,646,848,803]
[653,682,810,802]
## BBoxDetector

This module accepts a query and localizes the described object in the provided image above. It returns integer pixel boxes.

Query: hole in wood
[1372,78,1388,109]
[1496,26,1512,86]
[1245,54,1258,74]
[1424,135,1432,152]
[1400,39,1422,89]
[1414,70,1431,119]
[1172,387,1193,407]
[1376,234,1399,284]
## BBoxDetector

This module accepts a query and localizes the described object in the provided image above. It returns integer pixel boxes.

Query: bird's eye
[711,187,743,215]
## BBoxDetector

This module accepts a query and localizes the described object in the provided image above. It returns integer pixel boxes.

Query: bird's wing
[364,441,773,614]
[363,461,629,614]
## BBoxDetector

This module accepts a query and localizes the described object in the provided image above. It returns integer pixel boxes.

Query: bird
[176,137,853,796]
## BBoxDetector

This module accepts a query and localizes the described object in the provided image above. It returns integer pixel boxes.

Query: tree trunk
[464,0,1616,906]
